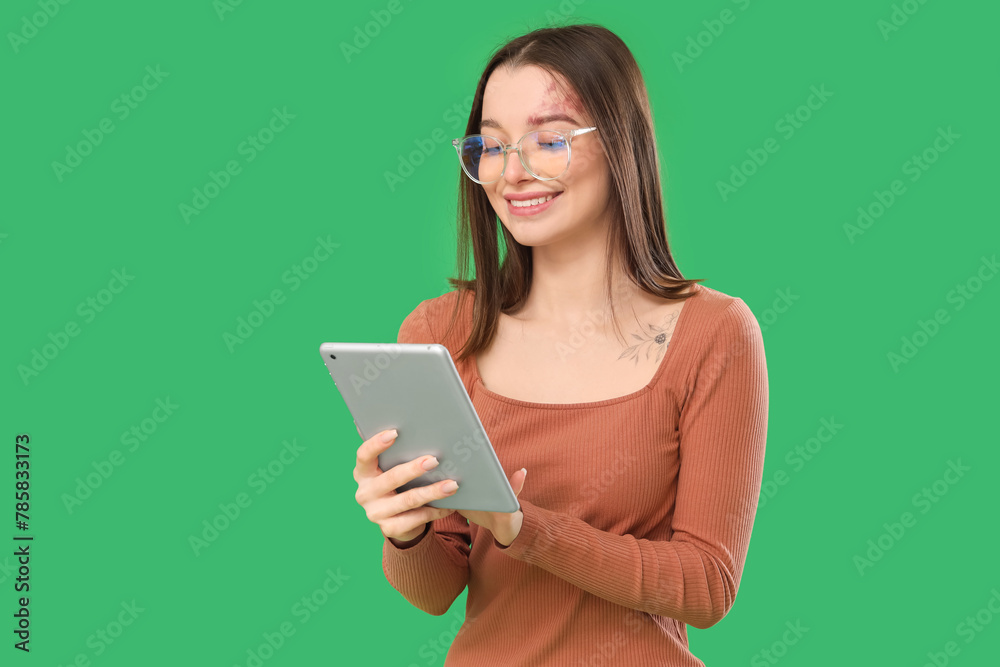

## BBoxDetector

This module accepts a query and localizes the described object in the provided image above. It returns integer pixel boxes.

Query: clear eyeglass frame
[451,126,598,184]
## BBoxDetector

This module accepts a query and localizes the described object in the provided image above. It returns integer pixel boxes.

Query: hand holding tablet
[352,427,459,543]
[320,341,521,542]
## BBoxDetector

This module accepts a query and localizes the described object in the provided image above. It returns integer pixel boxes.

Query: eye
[533,131,568,151]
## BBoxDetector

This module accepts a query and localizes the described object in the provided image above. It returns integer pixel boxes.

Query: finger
[511,467,527,497]
[366,452,442,502]
[354,429,399,481]
[380,506,455,538]
[391,478,459,516]
[369,477,458,521]
[428,507,456,522]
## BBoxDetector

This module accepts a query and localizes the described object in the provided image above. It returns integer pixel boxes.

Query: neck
[519,230,638,327]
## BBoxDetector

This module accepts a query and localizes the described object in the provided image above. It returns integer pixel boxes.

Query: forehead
[481,64,586,128]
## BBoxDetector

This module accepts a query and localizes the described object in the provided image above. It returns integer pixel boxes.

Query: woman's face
[479,64,611,248]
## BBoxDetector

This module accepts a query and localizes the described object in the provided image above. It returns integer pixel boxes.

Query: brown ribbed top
[382,282,769,666]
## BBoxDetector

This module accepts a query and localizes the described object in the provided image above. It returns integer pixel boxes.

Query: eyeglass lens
[459,131,570,182]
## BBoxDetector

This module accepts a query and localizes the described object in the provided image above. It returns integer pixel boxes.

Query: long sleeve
[381,300,473,616]
[494,298,768,629]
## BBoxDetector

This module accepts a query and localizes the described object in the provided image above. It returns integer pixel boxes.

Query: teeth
[510,194,555,208]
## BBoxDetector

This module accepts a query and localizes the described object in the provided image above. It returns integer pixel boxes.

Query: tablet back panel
[319,342,519,513]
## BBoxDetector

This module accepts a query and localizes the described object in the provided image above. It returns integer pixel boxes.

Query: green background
[3,0,998,664]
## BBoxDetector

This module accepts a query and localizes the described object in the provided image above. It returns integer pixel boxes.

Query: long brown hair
[439,23,702,362]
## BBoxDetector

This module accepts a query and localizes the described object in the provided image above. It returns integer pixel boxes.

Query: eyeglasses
[451,127,598,184]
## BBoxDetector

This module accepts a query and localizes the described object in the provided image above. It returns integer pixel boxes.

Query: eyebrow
[480,112,581,131]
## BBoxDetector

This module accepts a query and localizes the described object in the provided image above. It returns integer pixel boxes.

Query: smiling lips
[505,191,562,215]
[510,193,556,207]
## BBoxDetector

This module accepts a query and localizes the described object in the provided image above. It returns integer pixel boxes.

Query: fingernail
[422,456,438,470]
[381,429,397,443]
[442,480,458,493]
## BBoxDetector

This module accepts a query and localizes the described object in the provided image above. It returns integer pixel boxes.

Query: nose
[503,147,533,185]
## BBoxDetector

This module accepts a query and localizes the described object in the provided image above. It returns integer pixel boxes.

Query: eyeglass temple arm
[453,126,597,145]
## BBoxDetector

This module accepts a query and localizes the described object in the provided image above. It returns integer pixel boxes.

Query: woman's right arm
[363,301,473,615]
[352,426,471,616]
[382,508,472,616]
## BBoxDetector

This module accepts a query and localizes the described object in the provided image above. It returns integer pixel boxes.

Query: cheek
[483,185,502,212]
[567,151,610,207]
[570,144,608,187]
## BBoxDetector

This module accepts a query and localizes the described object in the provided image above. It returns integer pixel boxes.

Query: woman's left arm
[495,299,768,630]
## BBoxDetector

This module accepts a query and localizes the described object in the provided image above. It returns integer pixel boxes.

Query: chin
[506,216,572,246]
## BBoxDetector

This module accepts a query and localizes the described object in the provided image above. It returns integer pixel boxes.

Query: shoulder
[397,290,473,345]
[677,284,764,377]
[669,284,767,409]
[687,283,760,338]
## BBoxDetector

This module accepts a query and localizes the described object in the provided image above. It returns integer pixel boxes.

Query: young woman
[353,23,768,666]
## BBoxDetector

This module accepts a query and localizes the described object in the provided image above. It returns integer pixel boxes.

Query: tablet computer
[319,341,519,513]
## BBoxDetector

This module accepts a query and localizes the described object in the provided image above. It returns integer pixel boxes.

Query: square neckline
[470,283,701,410]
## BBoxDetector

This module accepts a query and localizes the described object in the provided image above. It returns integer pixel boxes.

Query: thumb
[511,467,527,497]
